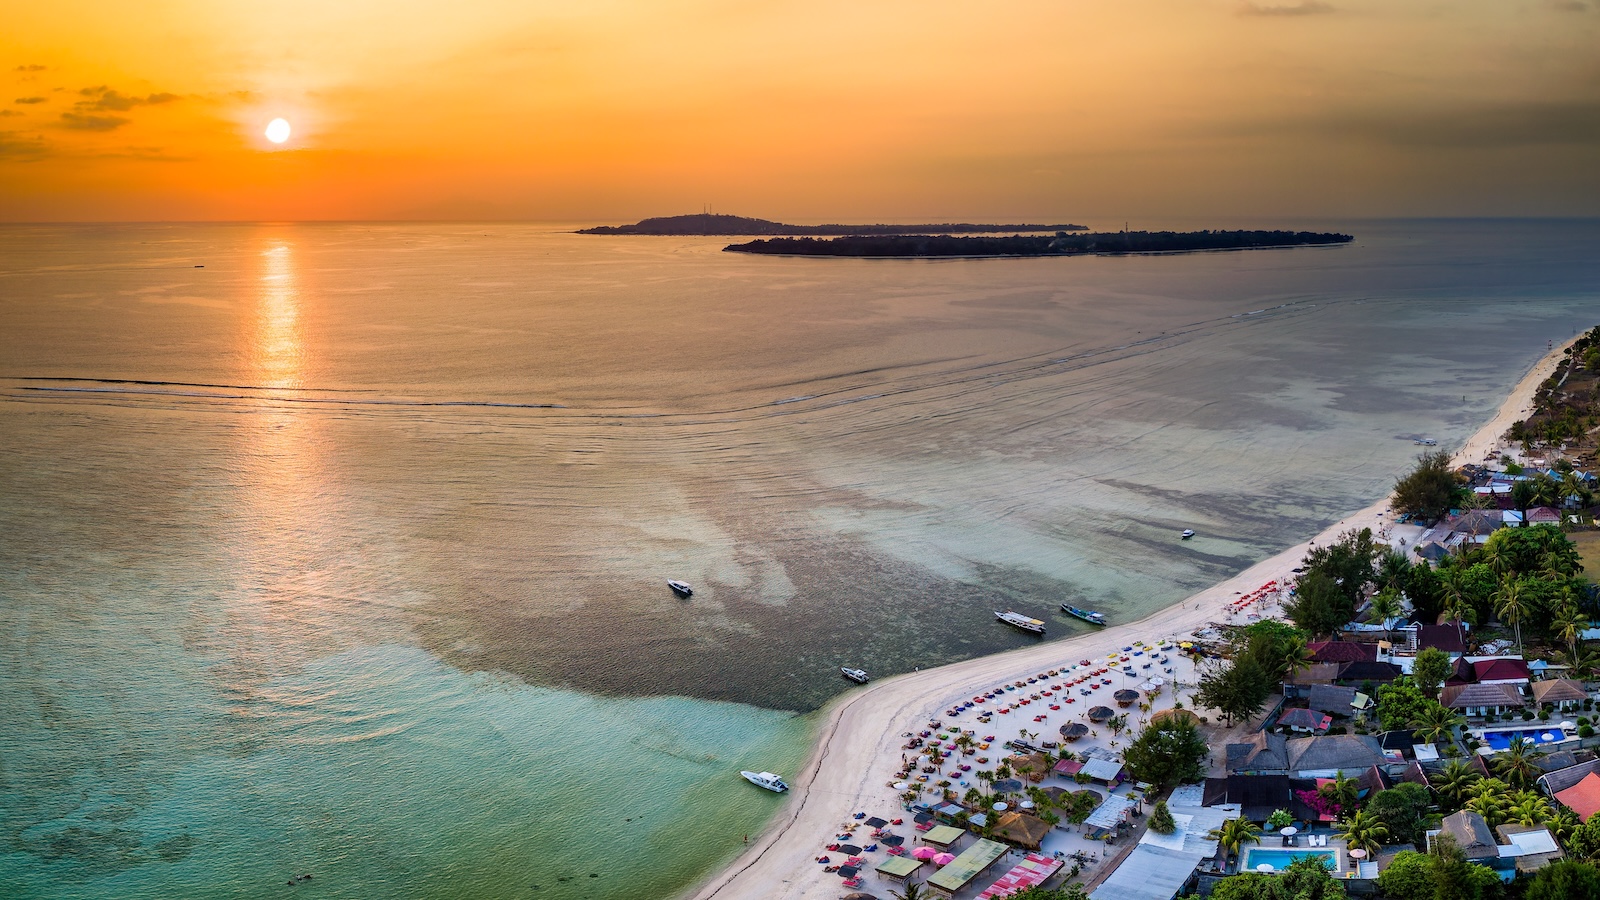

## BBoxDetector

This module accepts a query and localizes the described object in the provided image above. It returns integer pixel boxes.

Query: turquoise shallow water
[2,219,1598,898]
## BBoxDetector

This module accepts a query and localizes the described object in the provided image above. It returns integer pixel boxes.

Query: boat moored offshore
[741,770,789,792]
[668,579,693,596]
[1180,529,1195,540]
[1061,604,1108,627]
[995,611,1046,635]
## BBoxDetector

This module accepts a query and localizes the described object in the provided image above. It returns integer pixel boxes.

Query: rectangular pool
[1239,848,1339,873]
[1483,727,1568,751]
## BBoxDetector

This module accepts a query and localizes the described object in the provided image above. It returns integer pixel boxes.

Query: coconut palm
[1548,808,1581,844]
[1439,568,1473,645]
[1378,550,1413,593]
[1336,809,1389,856]
[1553,600,1586,659]
[1431,759,1480,811]
[1509,791,1552,826]
[1280,635,1316,681]
[1562,470,1594,509]
[1207,818,1262,870]
[891,883,926,900]
[1493,736,1547,789]
[1566,646,1600,680]
[1465,778,1512,828]
[1368,588,1404,641]
[1532,473,1563,508]
[1494,575,1530,655]
[1411,703,1465,745]
[1319,770,1361,814]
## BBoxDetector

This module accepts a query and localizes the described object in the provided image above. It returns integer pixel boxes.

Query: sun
[265,118,291,144]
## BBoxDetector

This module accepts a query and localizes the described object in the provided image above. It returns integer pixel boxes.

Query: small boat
[1180,530,1195,540]
[741,770,789,793]
[668,579,693,597]
[1061,604,1108,627]
[1413,438,1437,446]
[995,611,1045,635]
[840,667,869,684]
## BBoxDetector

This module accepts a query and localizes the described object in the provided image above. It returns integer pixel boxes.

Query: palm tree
[976,770,994,795]
[1465,778,1512,828]
[1553,600,1586,659]
[1431,759,1480,810]
[1509,791,1551,826]
[1336,809,1389,856]
[1548,808,1580,844]
[1411,703,1465,745]
[1561,470,1594,509]
[1566,646,1600,680]
[1493,737,1547,789]
[1494,575,1529,655]
[1378,550,1413,593]
[1319,770,1361,815]
[1368,588,1404,641]
[1207,818,1262,870]
[1439,567,1473,646]
[1533,473,1562,508]
[891,883,926,900]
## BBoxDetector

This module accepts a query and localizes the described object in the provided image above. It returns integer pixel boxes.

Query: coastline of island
[576,213,1088,236]
[723,229,1354,259]
[684,335,1575,900]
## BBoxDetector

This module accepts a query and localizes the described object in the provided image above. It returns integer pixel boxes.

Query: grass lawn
[1573,531,1600,583]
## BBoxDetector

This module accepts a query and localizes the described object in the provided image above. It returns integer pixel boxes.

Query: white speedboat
[995,611,1045,635]
[668,579,693,597]
[1181,529,1195,540]
[741,770,789,792]
[840,667,869,684]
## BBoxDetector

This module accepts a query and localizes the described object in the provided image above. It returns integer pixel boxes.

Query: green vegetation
[1413,647,1453,700]
[1507,325,1600,463]
[1525,860,1600,900]
[1122,718,1207,790]
[1148,799,1176,835]
[1284,529,1378,638]
[1393,450,1465,523]
[1377,837,1503,900]
[1364,782,1435,846]
[1207,818,1263,869]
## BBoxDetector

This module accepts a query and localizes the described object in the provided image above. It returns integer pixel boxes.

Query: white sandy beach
[688,338,1574,900]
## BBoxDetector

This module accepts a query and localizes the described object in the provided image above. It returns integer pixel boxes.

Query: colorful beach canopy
[926,839,1009,894]
[976,852,1064,900]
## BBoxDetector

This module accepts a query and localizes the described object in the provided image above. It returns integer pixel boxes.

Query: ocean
[2,218,1596,898]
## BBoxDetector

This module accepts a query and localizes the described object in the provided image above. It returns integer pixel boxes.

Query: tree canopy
[1211,855,1345,900]
[1123,718,1208,790]
[1412,647,1453,700]
[1393,451,1463,523]
[1196,654,1272,726]
[1525,859,1600,900]
[1365,781,1435,846]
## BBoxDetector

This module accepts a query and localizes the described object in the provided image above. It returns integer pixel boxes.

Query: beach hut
[990,811,1052,851]
[1059,722,1089,742]
[1113,689,1140,707]
[1088,705,1114,723]
[1150,707,1200,728]
[1009,752,1050,783]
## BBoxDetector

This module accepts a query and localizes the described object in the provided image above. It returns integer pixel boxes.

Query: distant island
[722,229,1354,258]
[576,213,1089,236]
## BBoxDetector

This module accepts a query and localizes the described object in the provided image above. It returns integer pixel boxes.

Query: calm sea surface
[2,219,1597,898]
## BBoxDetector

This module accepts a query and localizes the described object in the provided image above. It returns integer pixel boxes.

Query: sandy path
[687,338,1573,900]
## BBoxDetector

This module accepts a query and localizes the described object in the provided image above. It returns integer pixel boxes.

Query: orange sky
[2,0,1597,221]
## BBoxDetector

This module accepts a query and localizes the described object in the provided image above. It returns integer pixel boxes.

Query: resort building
[1529,678,1587,710]
[1440,682,1526,717]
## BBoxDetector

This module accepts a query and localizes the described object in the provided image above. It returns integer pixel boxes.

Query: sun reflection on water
[253,242,305,390]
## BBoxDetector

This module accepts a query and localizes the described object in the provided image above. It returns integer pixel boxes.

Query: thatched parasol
[1059,722,1089,741]
[1151,707,1200,727]
[1114,689,1140,707]
[1088,705,1114,722]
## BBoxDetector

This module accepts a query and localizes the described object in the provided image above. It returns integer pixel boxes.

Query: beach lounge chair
[843,877,863,889]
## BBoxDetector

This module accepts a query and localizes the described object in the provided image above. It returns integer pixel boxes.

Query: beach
[689,336,1575,900]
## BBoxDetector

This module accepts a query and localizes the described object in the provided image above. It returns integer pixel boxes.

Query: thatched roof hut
[1151,707,1200,728]
[991,811,1052,850]
[1114,689,1140,707]
[1088,705,1114,722]
[1059,722,1089,742]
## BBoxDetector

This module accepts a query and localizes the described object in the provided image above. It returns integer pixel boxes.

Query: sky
[2,0,1597,222]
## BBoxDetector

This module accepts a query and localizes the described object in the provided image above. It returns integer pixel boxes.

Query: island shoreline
[684,335,1575,900]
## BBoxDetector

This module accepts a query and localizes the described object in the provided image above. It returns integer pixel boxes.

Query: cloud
[1546,0,1591,10]
[1211,100,1600,149]
[1240,1,1337,15]
[0,130,48,159]
[13,64,46,72]
[60,112,130,131]
[0,110,18,117]
[74,87,181,112]
[15,97,47,104]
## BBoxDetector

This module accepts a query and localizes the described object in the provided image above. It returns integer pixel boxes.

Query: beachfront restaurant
[921,824,966,850]
[875,855,924,884]
[924,838,1009,899]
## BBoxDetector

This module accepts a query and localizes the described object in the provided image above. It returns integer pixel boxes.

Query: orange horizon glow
[2,1,1597,222]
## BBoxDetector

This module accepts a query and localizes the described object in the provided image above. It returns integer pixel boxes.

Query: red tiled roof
[1556,772,1600,822]
[1309,641,1377,663]
[1473,659,1532,682]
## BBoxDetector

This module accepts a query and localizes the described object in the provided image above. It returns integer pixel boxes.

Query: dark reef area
[723,229,1355,258]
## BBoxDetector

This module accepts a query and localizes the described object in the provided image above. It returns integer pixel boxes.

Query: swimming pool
[1483,727,1568,751]
[1239,848,1339,873]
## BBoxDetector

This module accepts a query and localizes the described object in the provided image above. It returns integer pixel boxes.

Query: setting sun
[265,118,291,145]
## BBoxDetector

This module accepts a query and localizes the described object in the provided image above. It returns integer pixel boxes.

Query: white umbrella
[1256,863,1274,872]
[1561,721,1578,730]
[993,802,1009,812]
[1020,800,1035,809]
[1280,826,1298,836]
[893,782,909,791]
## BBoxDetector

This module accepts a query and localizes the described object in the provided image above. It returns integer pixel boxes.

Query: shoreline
[686,336,1574,900]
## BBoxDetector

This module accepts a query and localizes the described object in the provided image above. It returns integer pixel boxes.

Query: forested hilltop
[577,213,1088,236]
[724,229,1354,258]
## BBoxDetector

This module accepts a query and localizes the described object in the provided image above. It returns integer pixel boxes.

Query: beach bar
[921,824,966,849]
[925,838,1009,899]
[876,855,924,883]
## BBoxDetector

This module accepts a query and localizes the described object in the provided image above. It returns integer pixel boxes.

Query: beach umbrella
[839,844,862,855]
[992,779,1023,793]
[866,816,888,828]
[913,847,938,860]
[843,894,879,900]
[1060,722,1089,741]
[1088,706,1114,722]
[893,782,909,791]
[838,865,860,878]
[1020,800,1035,809]
[1281,826,1297,836]
[933,853,957,866]
[993,802,1009,812]
[1256,864,1274,873]
[1114,689,1140,707]
[913,812,934,824]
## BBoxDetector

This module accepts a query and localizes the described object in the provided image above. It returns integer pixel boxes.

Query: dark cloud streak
[1239,1,1337,15]
[1209,100,1600,149]
[59,112,130,131]
[14,97,47,104]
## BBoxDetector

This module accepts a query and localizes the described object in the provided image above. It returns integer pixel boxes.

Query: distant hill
[723,230,1355,258]
[577,213,1088,236]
